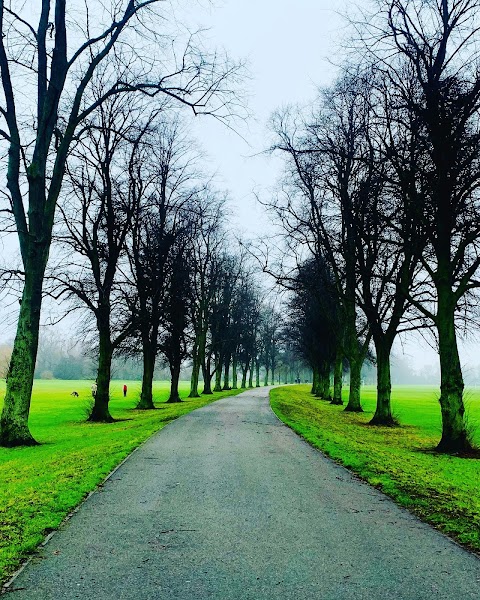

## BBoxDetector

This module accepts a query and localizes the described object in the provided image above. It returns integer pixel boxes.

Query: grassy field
[0,379,242,585]
[270,385,480,553]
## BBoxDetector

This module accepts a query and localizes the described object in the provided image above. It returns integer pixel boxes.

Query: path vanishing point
[5,387,480,599]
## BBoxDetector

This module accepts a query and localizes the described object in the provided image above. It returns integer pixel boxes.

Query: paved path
[6,388,480,599]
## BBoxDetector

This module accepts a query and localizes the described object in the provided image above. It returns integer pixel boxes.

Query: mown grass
[0,379,242,585]
[270,384,480,553]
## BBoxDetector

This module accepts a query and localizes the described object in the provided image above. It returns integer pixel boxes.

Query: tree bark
[248,366,254,388]
[241,362,248,388]
[202,356,213,394]
[89,321,114,422]
[0,257,45,446]
[436,283,470,452]
[222,355,231,390]
[370,340,395,425]
[138,339,156,409]
[189,351,201,398]
[167,362,182,403]
[319,363,331,399]
[214,355,223,392]
[264,366,269,387]
[232,355,238,389]
[344,357,363,412]
[255,359,260,387]
[311,366,319,396]
[331,349,343,405]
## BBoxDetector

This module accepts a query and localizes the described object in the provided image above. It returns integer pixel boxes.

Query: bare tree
[49,95,146,422]
[361,0,480,451]
[127,116,204,409]
[0,1,243,445]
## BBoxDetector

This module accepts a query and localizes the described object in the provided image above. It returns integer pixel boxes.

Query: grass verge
[0,379,243,585]
[270,384,480,554]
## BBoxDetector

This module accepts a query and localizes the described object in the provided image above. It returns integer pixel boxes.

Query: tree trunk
[222,355,231,390]
[0,258,45,446]
[189,345,201,398]
[436,284,470,453]
[214,355,223,392]
[89,324,114,422]
[264,366,269,387]
[345,357,363,412]
[241,363,248,388]
[167,361,182,403]
[232,355,238,389]
[370,339,395,425]
[332,349,343,405]
[256,359,260,387]
[202,356,213,395]
[138,340,155,409]
[311,366,319,396]
[319,363,330,399]
[248,366,253,388]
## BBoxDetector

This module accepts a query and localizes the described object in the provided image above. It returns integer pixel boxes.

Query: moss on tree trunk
[138,342,155,409]
[0,264,44,446]
[331,350,343,405]
[370,341,395,425]
[345,358,363,412]
[436,285,470,453]
[189,357,201,398]
[167,363,182,403]
[89,326,114,422]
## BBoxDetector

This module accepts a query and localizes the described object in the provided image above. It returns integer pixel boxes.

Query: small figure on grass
[123,384,127,398]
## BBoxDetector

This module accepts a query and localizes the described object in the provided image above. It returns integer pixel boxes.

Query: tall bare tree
[362,0,480,451]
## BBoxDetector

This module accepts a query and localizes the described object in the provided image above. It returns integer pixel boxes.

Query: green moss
[0,379,242,584]
[270,385,480,554]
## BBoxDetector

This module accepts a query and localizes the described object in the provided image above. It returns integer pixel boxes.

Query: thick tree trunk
[0,259,45,446]
[345,357,363,412]
[167,361,182,403]
[241,363,248,388]
[370,340,395,425]
[436,284,470,453]
[319,363,330,399]
[332,349,343,405]
[311,366,319,396]
[248,366,254,388]
[138,340,156,409]
[223,355,231,390]
[256,359,260,387]
[264,367,269,387]
[89,324,114,422]
[202,356,213,394]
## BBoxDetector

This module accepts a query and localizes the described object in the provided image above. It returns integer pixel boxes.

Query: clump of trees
[0,0,244,446]
[268,0,480,454]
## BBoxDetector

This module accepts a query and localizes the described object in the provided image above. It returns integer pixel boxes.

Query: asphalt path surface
[6,387,480,599]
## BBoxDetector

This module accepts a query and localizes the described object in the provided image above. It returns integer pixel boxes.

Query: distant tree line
[267,0,480,454]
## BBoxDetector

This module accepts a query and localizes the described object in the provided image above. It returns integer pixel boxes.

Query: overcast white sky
[188,0,347,234]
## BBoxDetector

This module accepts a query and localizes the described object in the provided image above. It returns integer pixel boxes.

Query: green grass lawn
[270,384,480,553]
[0,379,243,585]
